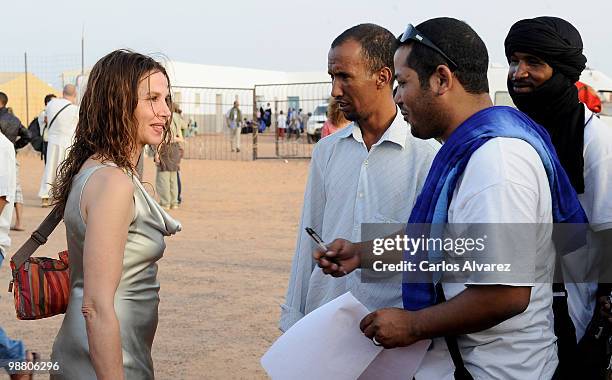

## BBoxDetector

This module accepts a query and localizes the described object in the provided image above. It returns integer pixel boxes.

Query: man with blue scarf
[315,17,587,379]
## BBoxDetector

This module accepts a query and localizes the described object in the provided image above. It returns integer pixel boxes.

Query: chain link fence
[172,86,255,161]
[1,54,333,161]
[0,54,82,126]
[254,82,331,159]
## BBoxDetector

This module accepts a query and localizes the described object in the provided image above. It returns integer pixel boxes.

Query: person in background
[38,85,79,208]
[277,110,286,140]
[0,126,35,380]
[321,98,350,138]
[226,100,242,152]
[0,92,31,232]
[39,94,58,162]
[505,17,612,378]
[170,104,187,204]
[155,103,184,210]
[264,103,272,129]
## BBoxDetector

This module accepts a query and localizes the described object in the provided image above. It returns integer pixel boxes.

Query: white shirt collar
[335,107,408,149]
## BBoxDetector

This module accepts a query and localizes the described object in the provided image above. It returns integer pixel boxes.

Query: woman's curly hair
[51,49,172,211]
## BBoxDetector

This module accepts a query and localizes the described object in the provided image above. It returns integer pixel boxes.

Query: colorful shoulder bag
[8,206,70,320]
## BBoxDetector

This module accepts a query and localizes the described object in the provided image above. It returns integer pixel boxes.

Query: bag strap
[435,282,474,380]
[46,103,72,131]
[11,206,63,268]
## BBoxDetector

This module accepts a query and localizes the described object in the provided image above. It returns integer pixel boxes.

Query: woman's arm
[80,167,135,380]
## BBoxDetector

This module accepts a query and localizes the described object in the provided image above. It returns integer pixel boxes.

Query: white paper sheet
[358,340,430,380]
[261,292,430,379]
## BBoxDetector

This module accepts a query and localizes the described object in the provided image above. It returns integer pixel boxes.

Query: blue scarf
[402,106,588,311]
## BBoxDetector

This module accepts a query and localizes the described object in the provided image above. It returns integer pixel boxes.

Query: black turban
[504,16,586,83]
[505,17,588,194]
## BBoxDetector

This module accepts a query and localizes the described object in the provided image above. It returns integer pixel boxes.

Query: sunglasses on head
[400,24,458,71]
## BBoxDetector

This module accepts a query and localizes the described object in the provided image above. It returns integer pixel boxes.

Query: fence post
[24,52,29,124]
[252,87,258,160]
[274,97,279,157]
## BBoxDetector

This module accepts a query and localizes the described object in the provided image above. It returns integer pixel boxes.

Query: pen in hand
[305,227,347,275]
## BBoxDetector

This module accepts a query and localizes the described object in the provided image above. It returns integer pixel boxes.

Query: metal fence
[172,86,256,161]
[173,82,332,161]
[254,82,332,159]
[0,54,82,126]
[1,53,333,161]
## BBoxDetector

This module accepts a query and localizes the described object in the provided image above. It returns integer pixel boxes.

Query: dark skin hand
[314,238,531,349]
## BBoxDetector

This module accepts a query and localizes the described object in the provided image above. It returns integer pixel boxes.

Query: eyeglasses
[399,24,458,70]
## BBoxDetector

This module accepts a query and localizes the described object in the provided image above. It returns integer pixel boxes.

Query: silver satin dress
[51,164,181,379]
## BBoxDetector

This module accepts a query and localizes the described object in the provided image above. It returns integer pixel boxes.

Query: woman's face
[134,71,171,146]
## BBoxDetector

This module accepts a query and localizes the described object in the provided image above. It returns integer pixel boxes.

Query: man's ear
[376,67,393,89]
[430,65,454,96]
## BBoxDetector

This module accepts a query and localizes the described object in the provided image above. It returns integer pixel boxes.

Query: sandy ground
[0,150,310,379]
[182,131,316,161]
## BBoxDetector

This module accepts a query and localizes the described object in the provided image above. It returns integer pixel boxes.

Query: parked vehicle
[306,103,328,143]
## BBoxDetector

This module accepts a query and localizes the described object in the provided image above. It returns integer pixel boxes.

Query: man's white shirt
[0,132,16,255]
[566,106,612,341]
[45,98,78,146]
[416,137,558,380]
[280,109,439,332]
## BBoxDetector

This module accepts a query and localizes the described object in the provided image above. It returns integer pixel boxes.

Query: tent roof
[0,72,23,85]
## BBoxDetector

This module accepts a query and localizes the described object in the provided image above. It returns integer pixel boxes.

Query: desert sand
[0,151,310,379]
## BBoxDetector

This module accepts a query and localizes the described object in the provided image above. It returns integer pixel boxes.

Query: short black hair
[399,17,489,94]
[44,93,56,105]
[332,23,398,82]
[0,92,7,106]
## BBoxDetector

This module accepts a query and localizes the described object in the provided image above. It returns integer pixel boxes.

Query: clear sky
[4,0,612,76]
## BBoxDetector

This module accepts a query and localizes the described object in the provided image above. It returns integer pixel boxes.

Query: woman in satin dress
[49,50,181,380]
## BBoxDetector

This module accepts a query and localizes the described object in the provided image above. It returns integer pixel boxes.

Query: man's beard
[508,72,586,193]
[409,91,447,140]
[508,72,575,126]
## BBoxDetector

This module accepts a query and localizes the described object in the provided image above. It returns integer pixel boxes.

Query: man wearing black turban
[505,16,612,380]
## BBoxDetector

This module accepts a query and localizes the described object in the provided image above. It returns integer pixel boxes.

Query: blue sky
[4,0,612,76]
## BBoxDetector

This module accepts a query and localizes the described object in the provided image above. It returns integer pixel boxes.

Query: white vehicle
[306,103,328,143]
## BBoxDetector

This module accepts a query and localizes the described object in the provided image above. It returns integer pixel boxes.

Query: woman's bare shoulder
[83,164,135,204]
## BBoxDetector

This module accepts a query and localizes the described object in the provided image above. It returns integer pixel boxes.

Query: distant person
[188,119,198,136]
[0,91,31,231]
[49,49,181,380]
[175,106,187,138]
[296,108,304,133]
[258,105,266,132]
[0,127,35,380]
[286,107,293,138]
[39,94,58,162]
[170,109,188,204]
[277,110,286,139]
[288,107,300,140]
[155,104,185,210]
[38,85,79,207]
[27,93,56,161]
[264,103,272,129]
[226,100,242,152]
[321,98,350,138]
[300,109,310,135]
